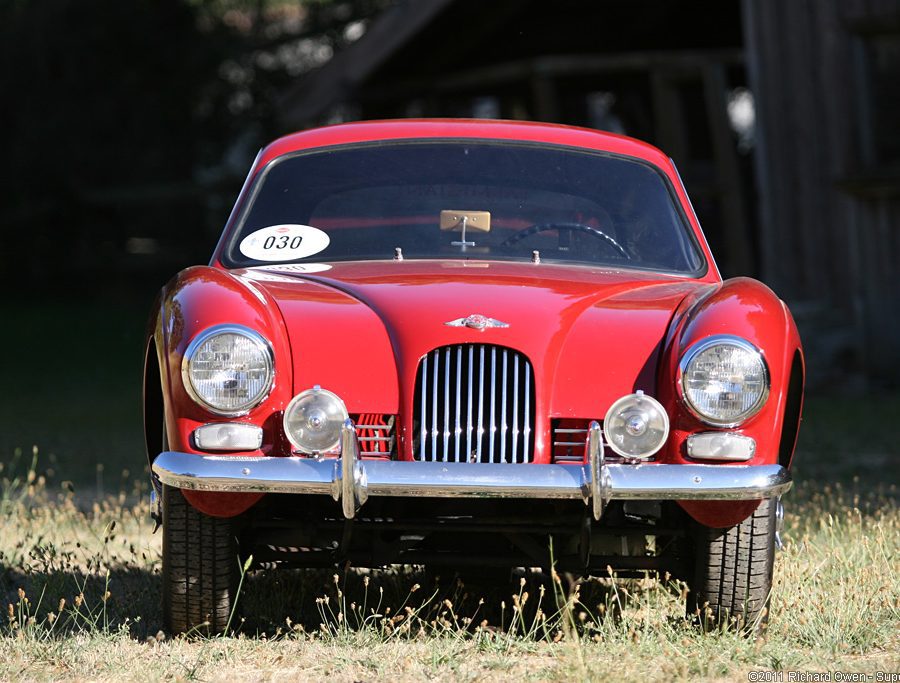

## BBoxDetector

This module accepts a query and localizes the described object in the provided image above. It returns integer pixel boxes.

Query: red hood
[237,261,714,421]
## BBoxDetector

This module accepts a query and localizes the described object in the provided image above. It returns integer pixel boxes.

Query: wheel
[162,484,239,635]
[500,221,630,259]
[687,497,776,633]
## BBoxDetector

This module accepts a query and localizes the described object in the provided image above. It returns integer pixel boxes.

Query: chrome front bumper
[152,421,792,521]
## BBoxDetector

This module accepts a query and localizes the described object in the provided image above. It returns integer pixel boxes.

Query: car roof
[257,119,674,170]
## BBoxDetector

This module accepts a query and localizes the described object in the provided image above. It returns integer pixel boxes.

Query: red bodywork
[145,120,804,528]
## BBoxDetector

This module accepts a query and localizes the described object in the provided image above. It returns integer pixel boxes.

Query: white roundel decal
[239,224,330,262]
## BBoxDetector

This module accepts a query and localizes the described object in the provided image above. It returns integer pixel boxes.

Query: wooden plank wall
[743,0,900,382]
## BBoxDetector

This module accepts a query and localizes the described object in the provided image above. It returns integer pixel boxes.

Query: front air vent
[551,419,590,463]
[414,344,535,463]
[352,413,396,459]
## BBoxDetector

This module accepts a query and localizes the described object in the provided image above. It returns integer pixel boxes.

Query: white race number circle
[239,224,330,262]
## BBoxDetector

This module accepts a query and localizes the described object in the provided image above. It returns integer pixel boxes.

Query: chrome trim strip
[153,424,793,519]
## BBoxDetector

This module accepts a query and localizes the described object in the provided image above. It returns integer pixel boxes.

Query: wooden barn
[744,0,900,386]
[276,0,900,386]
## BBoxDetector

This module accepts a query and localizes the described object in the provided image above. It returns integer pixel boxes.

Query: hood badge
[445,314,509,330]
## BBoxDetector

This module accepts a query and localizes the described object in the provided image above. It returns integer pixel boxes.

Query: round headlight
[283,386,348,454]
[679,335,769,426]
[182,325,273,416]
[604,391,669,459]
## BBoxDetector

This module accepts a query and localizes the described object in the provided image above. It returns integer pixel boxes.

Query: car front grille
[414,344,535,463]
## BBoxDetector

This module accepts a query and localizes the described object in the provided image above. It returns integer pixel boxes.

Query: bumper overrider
[152,421,792,521]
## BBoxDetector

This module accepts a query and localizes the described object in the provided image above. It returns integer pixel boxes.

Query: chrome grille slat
[500,349,508,464]
[490,348,497,464]
[466,345,473,462]
[420,353,427,458]
[522,362,531,460]
[414,344,534,464]
[477,346,485,462]
[431,349,438,461]
[511,354,519,464]
[454,346,462,463]
[443,347,450,461]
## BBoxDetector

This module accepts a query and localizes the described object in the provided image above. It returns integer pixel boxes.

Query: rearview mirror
[440,210,491,248]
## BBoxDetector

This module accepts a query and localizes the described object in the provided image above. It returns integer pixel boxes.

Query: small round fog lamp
[604,391,669,459]
[283,386,348,454]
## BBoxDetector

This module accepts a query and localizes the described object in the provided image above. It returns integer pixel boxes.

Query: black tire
[162,485,239,635]
[688,497,776,633]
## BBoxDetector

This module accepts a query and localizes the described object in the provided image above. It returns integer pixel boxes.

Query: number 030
[263,235,303,250]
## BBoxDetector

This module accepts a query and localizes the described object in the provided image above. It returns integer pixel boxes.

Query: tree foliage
[0,0,392,286]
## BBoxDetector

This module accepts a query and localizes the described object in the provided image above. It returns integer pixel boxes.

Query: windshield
[224,141,704,274]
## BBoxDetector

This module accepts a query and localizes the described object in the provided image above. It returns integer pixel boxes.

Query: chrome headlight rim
[283,386,349,455]
[181,324,275,417]
[677,334,770,428]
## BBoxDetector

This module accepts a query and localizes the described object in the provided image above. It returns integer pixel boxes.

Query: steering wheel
[500,222,630,259]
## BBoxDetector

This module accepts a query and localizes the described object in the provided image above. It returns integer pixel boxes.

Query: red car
[145,119,803,634]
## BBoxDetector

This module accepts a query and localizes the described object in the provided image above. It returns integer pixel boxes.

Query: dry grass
[1,444,898,682]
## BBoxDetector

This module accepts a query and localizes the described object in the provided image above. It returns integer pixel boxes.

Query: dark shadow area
[0,556,665,640]
[237,565,649,637]
[0,565,163,640]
